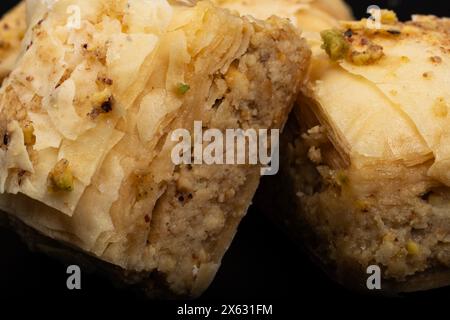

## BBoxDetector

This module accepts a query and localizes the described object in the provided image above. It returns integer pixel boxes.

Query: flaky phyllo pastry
[0,0,309,296]
[0,0,350,79]
[280,13,450,291]
[213,0,352,32]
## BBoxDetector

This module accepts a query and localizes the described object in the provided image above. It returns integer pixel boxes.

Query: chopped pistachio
[89,89,113,119]
[335,170,349,186]
[92,88,112,108]
[321,29,349,61]
[380,10,398,24]
[406,241,420,255]
[21,121,36,146]
[177,83,190,95]
[348,44,384,65]
[47,159,74,192]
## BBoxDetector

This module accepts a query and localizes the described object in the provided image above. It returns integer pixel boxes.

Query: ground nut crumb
[308,146,322,164]
[204,206,225,234]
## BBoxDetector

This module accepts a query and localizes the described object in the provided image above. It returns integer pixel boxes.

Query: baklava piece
[0,0,309,297]
[281,13,450,292]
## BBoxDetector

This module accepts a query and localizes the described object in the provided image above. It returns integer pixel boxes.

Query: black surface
[0,0,449,307]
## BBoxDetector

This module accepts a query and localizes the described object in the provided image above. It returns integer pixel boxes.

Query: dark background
[0,0,449,307]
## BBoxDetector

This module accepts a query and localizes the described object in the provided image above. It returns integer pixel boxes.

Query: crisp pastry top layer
[213,0,352,32]
[303,13,450,186]
[0,0,262,216]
